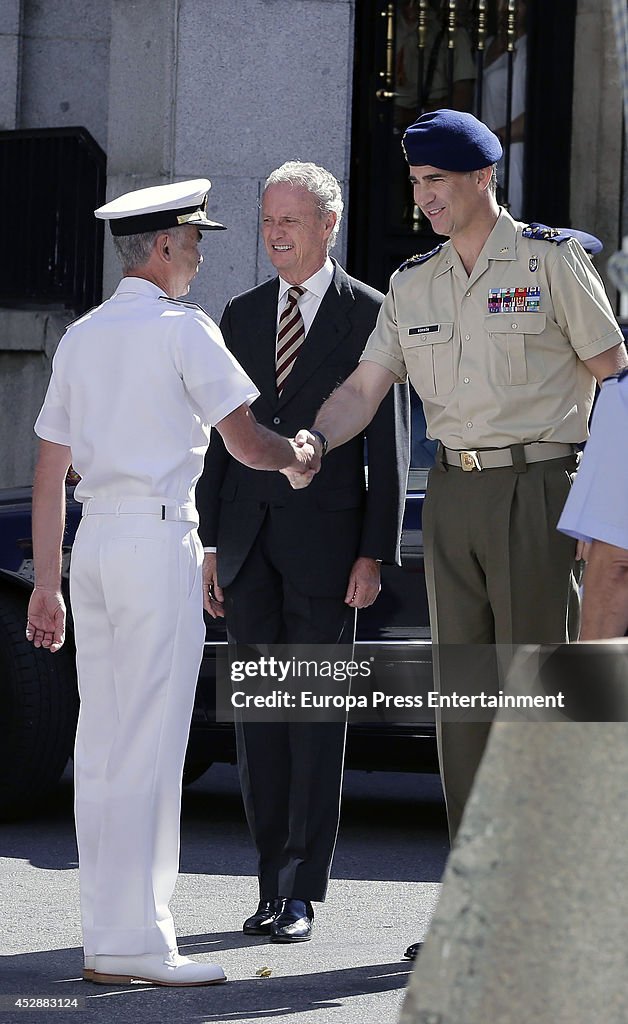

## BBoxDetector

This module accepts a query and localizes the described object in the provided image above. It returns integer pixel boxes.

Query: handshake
[282,429,324,489]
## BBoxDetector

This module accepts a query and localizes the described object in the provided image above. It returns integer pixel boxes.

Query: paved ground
[1,764,448,1024]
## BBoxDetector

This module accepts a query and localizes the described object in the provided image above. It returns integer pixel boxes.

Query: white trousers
[69,512,205,955]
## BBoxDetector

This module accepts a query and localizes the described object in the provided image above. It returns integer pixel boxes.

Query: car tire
[0,590,78,819]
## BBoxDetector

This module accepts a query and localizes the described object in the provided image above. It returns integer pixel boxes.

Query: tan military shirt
[361,210,623,449]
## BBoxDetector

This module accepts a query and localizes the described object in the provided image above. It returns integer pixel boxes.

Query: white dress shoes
[88,951,227,986]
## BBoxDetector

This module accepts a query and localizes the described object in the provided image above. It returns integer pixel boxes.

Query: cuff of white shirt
[203,546,217,553]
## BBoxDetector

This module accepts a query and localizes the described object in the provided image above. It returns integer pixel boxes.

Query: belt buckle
[460,450,482,472]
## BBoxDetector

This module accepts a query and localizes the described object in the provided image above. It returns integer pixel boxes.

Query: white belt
[81,498,198,523]
[442,442,576,472]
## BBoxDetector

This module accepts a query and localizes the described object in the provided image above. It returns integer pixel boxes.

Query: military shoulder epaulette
[158,295,209,314]
[63,304,100,331]
[398,243,445,272]
[522,223,572,246]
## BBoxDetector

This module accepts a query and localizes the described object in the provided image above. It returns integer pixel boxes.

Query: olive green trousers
[422,454,580,840]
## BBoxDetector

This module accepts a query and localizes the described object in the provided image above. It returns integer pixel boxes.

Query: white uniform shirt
[35,277,259,505]
[558,374,628,547]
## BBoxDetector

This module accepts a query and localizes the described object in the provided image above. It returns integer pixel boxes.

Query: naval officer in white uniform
[26,179,319,987]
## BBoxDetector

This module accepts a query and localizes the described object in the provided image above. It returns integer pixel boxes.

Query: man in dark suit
[197,161,409,943]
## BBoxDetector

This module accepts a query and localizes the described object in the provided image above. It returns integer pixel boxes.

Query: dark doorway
[348,0,576,293]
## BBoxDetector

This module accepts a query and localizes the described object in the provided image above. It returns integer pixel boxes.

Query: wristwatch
[310,429,328,457]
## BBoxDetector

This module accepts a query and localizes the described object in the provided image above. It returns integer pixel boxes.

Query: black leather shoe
[404,941,422,961]
[243,899,281,935]
[270,899,314,942]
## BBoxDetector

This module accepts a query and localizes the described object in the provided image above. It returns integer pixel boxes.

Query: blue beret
[402,109,503,171]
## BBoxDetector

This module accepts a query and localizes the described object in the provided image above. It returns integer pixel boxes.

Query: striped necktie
[276,285,306,395]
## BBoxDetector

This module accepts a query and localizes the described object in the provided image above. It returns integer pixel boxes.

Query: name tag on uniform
[408,324,439,335]
[488,287,541,313]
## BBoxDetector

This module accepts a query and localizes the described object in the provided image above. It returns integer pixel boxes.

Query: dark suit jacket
[197,260,410,598]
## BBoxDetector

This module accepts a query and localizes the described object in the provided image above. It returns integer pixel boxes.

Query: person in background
[394,0,476,131]
[482,0,528,218]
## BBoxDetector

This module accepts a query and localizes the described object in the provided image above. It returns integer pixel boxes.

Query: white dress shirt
[276,256,334,334]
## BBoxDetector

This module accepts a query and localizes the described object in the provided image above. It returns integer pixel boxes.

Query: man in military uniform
[286,108,627,951]
[559,368,628,639]
[26,179,318,987]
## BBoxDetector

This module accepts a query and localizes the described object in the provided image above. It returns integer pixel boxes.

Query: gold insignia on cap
[177,209,203,225]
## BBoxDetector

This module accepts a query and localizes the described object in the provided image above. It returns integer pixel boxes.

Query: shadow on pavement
[0,945,413,1023]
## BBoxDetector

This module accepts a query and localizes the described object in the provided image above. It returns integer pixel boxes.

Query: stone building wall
[0,0,354,486]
